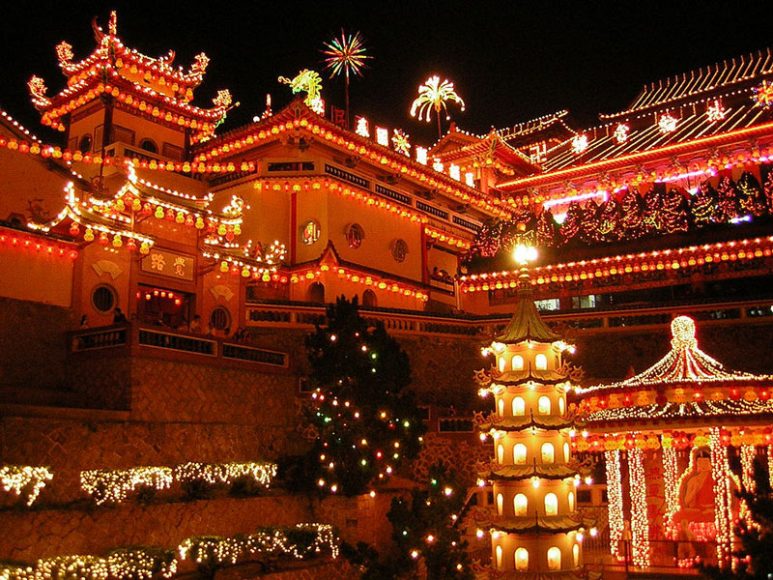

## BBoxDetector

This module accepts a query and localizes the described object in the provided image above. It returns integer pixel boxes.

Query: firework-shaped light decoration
[410,75,465,139]
[322,29,371,129]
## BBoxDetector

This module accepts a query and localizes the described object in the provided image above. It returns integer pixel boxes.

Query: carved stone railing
[69,324,288,369]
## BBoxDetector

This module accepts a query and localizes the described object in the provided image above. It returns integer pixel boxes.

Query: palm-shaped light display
[410,75,466,138]
[322,29,371,128]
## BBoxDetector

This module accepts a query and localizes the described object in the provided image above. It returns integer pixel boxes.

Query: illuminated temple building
[0,10,772,576]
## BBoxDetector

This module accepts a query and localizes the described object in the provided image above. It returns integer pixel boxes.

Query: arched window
[558,397,566,415]
[139,138,158,154]
[538,396,552,415]
[78,134,92,154]
[535,353,548,370]
[563,442,571,462]
[210,307,231,332]
[497,398,505,416]
[362,289,377,308]
[545,492,558,516]
[498,356,506,373]
[514,493,528,516]
[308,282,325,304]
[511,354,524,370]
[547,547,562,571]
[496,493,504,515]
[541,442,555,464]
[515,547,529,571]
[568,490,575,511]
[512,396,525,416]
[497,444,505,464]
[495,545,503,569]
[573,544,580,567]
[513,443,527,465]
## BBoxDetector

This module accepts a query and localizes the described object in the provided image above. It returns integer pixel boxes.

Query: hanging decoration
[605,450,624,558]
[0,465,53,506]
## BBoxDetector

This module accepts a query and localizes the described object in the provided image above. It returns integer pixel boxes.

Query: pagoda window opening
[568,490,575,511]
[308,282,325,304]
[545,492,558,516]
[512,396,526,416]
[515,547,529,571]
[541,442,555,464]
[563,442,571,462]
[547,546,562,570]
[514,493,528,516]
[497,444,505,464]
[362,289,377,308]
[495,545,503,568]
[496,493,504,515]
[498,356,506,373]
[535,353,548,371]
[512,354,524,370]
[498,398,505,416]
[538,396,552,415]
[573,544,580,567]
[514,443,528,464]
[558,397,566,415]
[139,138,159,154]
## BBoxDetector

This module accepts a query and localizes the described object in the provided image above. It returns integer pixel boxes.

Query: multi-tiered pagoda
[476,262,587,577]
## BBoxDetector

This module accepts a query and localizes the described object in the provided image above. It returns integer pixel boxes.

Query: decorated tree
[386,463,473,580]
[716,176,741,223]
[764,170,773,213]
[536,209,557,247]
[303,296,426,496]
[579,199,600,243]
[559,202,584,244]
[661,188,690,233]
[691,182,719,227]
[737,171,767,217]
[595,197,622,242]
[620,188,646,239]
[642,185,665,233]
[468,219,503,259]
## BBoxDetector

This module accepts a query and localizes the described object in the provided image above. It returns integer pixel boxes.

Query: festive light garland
[0,229,79,260]
[0,465,53,506]
[628,447,650,568]
[423,226,471,250]
[177,524,339,565]
[80,466,173,505]
[461,235,773,293]
[173,462,277,489]
[710,427,733,567]
[768,445,773,487]
[605,450,624,558]
[740,445,757,493]
[290,264,429,302]
[662,446,679,522]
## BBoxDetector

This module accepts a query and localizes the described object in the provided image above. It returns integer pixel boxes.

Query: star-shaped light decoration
[613,123,629,144]
[571,134,589,154]
[753,80,773,108]
[658,114,677,134]
[391,129,411,156]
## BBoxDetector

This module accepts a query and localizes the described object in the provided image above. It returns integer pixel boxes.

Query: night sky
[2,1,771,147]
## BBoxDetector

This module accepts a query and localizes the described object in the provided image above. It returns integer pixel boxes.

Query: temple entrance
[135,284,192,329]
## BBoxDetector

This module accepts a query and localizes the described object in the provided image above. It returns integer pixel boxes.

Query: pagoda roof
[491,514,588,535]
[477,412,573,432]
[494,287,561,344]
[492,369,568,386]
[482,463,578,481]
[603,48,773,121]
[192,100,513,220]
[582,399,773,426]
[432,128,539,174]
[496,109,576,148]
[580,316,773,394]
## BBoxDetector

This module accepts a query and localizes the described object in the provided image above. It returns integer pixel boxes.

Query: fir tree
[536,208,557,247]
[303,296,425,496]
[559,202,583,244]
[386,463,473,580]
[643,185,665,233]
[764,170,773,213]
[691,182,719,227]
[716,176,740,223]
[661,188,690,233]
[579,199,600,243]
[737,172,766,217]
[620,188,646,239]
[470,219,503,259]
[595,198,622,242]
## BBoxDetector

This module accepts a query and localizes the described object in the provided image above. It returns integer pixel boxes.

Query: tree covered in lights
[661,187,690,233]
[620,188,646,238]
[303,296,425,496]
[737,171,766,217]
[692,182,719,227]
[716,176,741,222]
[764,170,773,212]
[386,463,473,580]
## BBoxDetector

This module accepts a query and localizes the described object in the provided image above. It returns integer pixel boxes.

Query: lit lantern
[220,261,229,273]
[139,242,150,255]
[84,228,95,242]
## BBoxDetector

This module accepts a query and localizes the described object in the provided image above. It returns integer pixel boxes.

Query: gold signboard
[141,249,195,281]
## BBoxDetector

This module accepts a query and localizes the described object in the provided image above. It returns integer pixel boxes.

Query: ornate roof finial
[670,316,697,350]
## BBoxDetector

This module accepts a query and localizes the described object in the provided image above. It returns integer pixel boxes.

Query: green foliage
[302,296,426,496]
[387,463,473,580]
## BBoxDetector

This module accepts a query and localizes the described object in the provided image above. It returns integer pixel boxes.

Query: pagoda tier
[478,283,586,576]
[28,11,230,142]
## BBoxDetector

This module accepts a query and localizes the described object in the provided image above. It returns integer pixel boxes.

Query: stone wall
[0,297,72,390]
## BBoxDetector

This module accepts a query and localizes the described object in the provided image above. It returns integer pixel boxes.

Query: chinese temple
[0,9,772,578]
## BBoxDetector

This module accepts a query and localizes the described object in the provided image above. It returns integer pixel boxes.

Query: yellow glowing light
[410,75,465,137]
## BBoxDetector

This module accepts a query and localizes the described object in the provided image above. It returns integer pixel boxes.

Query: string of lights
[662,445,679,522]
[604,450,624,558]
[710,427,733,567]
[628,448,650,568]
[0,465,53,506]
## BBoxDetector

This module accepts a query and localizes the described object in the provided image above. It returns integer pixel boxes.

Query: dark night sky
[1,1,771,146]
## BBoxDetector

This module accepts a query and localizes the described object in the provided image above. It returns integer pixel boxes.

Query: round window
[78,135,92,154]
[301,220,321,245]
[210,307,231,331]
[390,239,408,263]
[91,285,116,313]
[345,223,365,249]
